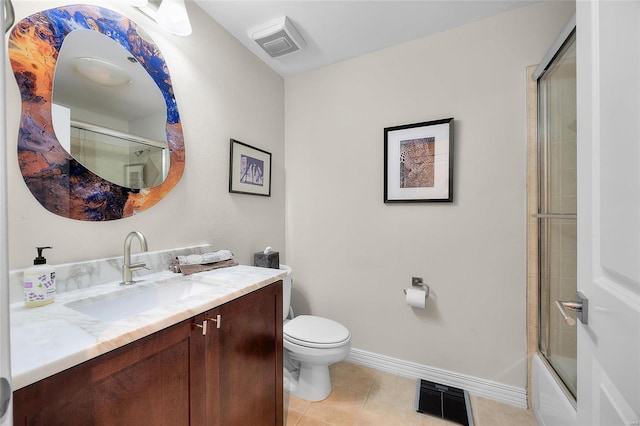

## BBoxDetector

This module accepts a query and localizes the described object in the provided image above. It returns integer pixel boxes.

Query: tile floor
[284,361,538,426]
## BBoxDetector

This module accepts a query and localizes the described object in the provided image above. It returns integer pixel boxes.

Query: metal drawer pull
[194,320,208,335]
[208,314,221,329]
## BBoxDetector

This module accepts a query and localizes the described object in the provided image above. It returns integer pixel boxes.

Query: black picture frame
[229,139,272,196]
[384,118,454,203]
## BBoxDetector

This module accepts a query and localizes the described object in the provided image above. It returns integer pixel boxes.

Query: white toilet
[280,265,351,401]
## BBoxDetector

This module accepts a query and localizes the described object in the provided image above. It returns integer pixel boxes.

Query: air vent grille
[415,379,473,425]
[249,17,305,58]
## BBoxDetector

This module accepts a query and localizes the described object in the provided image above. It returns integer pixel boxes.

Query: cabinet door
[207,282,283,426]
[13,317,206,426]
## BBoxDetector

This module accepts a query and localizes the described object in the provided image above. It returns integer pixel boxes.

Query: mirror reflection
[52,30,168,189]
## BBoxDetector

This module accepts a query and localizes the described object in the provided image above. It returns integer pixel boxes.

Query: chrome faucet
[121,231,148,285]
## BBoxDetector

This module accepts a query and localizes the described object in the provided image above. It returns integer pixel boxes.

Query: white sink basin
[65,280,213,322]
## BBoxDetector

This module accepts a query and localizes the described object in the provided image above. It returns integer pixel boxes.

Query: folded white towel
[177,250,234,266]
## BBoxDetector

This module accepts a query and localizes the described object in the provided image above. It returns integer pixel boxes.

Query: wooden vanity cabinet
[13,315,203,425]
[13,281,283,426]
[205,281,283,425]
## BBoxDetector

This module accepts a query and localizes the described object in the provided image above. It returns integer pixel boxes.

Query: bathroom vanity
[9,265,284,425]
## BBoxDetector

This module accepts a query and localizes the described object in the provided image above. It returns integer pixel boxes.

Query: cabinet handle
[208,314,221,329]
[194,320,208,335]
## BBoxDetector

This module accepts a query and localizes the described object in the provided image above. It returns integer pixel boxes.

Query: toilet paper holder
[403,277,430,298]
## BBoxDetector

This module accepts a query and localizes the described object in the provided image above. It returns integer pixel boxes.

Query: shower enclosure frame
[528,14,578,417]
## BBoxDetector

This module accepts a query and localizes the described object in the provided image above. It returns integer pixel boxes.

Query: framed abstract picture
[384,118,454,203]
[229,139,272,196]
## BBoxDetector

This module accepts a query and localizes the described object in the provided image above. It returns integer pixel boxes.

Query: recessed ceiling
[193,0,539,77]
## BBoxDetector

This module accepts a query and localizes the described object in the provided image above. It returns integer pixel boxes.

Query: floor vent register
[414,379,474,426]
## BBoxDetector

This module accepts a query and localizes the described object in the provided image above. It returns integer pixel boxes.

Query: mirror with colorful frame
[9,5,185,221]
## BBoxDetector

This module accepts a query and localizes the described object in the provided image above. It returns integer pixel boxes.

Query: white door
[576,1,640,425]
[0,2,13,424]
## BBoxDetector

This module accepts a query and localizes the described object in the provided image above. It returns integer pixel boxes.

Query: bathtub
[532,353,578,426]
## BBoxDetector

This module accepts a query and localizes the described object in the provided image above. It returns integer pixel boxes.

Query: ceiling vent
[248,17,305,58]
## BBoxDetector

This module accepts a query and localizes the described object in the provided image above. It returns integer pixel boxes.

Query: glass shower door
[536,31,577,399]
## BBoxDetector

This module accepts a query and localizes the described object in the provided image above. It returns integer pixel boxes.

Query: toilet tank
[280,264,292,321]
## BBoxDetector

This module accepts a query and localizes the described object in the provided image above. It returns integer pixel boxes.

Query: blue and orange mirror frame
[9,5,185,221]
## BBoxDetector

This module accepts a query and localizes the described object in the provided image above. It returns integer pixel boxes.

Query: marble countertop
[10,265,286,390]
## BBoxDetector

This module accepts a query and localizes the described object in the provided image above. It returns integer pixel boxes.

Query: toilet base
[288,362,332,402]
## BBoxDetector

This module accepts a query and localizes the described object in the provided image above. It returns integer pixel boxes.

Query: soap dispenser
[23,246,56,308]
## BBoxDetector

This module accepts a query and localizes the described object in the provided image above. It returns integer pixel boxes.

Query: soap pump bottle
[23,246,56,308]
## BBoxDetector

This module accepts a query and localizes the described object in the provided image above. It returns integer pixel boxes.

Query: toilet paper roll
[405,288,427,309]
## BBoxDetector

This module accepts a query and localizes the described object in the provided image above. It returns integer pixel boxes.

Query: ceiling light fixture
[156,0,192,36]
[133,0,192,37]
[72,57,131,87]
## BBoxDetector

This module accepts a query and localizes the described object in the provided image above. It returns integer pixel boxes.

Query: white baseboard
[346,347,528,408]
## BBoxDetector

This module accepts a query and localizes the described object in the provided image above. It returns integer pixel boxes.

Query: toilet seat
[284,315,350,349]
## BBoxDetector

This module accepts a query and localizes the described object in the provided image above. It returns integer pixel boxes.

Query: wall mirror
[9,5,185,221]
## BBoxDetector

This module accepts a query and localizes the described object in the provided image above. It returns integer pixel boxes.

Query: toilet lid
[284,315,350,349]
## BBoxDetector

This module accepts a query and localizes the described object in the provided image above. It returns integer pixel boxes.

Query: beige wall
[6,1,285,269]
[284,1,575,388]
